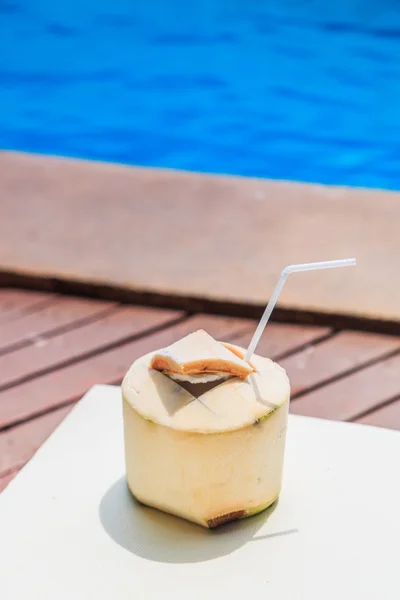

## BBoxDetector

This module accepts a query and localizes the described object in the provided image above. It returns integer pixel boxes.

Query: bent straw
[244,258,356,363]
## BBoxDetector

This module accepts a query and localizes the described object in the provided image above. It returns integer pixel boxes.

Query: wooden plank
[0,306,183,391]
[0,289,49,315]
[0,468,19,493]
[0,405,73,475]
[0,289,52,323]
[290,353,400,422]
[280,331,400,397]
[0,296,115,354]
[183,313,256,341]
[356,398,400,431]
[0,313,257,428]
[231,323,332,360]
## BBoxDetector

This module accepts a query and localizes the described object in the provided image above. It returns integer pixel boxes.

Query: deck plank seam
[0,465,21,483]
[290,346,400,402]
[0,378,122,433]
[350,393,400,422]
[0,303,118,358]
[0,296,56,323]
[0,313,190,395]
[0,461,29,480]
[272,329,338,362]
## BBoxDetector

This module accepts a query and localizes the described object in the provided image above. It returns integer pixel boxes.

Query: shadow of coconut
[99,477,298,564]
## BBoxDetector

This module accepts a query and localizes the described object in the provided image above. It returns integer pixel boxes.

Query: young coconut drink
[122,329,290,528]
[122,259,356,528]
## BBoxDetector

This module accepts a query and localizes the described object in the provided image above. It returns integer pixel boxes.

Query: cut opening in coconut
[168,373,234,398]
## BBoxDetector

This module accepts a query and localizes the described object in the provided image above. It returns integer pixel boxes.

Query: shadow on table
[99,477,298,563]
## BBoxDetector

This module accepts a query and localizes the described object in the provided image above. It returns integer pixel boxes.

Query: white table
[1,385,399,599]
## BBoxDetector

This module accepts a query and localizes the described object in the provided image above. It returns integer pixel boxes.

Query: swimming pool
[1,1,399,189]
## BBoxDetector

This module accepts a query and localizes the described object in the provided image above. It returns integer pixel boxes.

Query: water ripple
[0,0,399,189]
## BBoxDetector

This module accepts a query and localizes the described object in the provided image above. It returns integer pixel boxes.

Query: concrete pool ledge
[0,151,399,332]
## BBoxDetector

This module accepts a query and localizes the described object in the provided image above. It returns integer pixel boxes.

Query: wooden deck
[1,288,400,493]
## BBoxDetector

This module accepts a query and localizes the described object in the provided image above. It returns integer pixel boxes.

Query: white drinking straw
[244,258,356,362]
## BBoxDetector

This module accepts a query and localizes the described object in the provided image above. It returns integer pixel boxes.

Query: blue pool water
[1,0,399,189]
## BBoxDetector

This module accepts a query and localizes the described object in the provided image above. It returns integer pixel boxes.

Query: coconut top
[149,329,253,379]
[122,335,290,434]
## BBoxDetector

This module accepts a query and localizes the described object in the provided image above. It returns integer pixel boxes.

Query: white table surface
[1,385,399,600]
